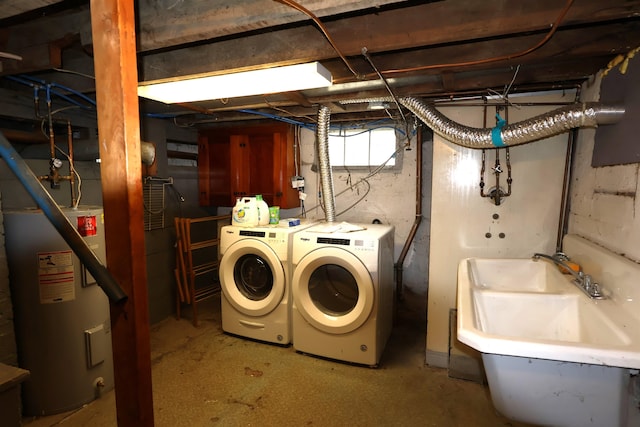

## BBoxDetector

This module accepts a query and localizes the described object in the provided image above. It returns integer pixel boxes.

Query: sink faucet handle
[553,251,569,261]
[590,282,604,298]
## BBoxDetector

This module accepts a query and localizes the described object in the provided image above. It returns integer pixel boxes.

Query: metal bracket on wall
[143,176,172,230]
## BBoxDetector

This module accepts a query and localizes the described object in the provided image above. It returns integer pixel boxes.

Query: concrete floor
[22,292,533,427]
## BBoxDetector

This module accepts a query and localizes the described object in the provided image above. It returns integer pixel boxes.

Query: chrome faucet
[532,252,606,299]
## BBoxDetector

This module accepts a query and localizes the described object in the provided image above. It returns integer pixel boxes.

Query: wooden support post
[90,1,154,426]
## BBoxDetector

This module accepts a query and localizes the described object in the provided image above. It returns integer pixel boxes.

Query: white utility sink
[458,257,640,367]
[456,235,640,427]
[469,258,569,292]
[473,291,630,347]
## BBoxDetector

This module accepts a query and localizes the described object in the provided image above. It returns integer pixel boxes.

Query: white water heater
[4,206,114,416]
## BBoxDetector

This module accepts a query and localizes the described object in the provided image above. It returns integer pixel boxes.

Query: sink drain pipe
[395,123,425,301]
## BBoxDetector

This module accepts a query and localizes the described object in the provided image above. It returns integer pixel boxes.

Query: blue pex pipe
[0,130,127,304]
[6,75,96,110]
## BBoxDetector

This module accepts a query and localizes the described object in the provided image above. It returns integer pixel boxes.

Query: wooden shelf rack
[174,215,230,326]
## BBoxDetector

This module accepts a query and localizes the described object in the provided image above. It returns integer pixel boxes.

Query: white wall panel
[426,92,574,366]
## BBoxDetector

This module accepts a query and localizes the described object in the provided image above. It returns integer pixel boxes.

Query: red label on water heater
[77,215,97,236]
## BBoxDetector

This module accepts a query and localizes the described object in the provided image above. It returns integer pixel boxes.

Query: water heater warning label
[77,215,97,236]
[38,250,75,304]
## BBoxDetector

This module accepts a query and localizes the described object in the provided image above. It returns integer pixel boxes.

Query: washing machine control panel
[239,229,286,245]
[353,239,377,252]
[312,236,377,252]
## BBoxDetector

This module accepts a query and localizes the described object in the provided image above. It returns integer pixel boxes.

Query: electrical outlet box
[291,176,305,189]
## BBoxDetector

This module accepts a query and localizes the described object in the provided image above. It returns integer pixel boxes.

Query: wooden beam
[0,34,76,76]
[135,0,405,52]
[352,22,640,80]
[139,0,640,81]
[0,0,67,20]
[282,91,313,108]
[89,0,154,426]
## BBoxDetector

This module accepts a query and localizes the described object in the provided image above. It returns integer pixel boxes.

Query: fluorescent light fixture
[137,62,332,104]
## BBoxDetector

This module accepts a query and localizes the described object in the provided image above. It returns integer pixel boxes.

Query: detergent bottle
[255,194,270,226]
[232,197,259,227]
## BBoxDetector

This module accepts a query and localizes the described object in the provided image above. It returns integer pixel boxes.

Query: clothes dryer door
[292,246,374,334]
[219,239,285,317]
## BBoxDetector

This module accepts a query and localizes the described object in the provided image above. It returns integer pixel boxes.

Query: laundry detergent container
[232,197,259,227]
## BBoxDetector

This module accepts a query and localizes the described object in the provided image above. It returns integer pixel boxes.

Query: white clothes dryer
[218,222,313,345]
[291,223,395,366]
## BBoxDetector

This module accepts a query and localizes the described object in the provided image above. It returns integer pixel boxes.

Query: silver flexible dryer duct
[337,97,624,148]
[317,97,624,222]
[399,97,624,149]
[317,105,337,222]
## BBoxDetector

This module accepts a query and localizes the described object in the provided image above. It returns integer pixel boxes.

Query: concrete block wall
[276,125,432,300]
[568,73,640,262]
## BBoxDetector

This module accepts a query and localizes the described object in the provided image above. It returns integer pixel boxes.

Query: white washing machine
[291,223,395,366]
[218,222,314,345]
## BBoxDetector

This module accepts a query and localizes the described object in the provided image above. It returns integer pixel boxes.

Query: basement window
[328,127,399,169]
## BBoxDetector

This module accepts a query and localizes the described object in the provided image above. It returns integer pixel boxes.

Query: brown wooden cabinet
[198,122,299,208]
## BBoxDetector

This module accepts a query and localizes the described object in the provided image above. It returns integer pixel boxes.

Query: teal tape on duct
[491,113,506,147]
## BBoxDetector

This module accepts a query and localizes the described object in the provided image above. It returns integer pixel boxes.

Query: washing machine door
[219,239,286,317]
[292,246,374,334]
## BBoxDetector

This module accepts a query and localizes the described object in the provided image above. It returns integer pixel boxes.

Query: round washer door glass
[308,264,358,316]
[234,254,273,301]
[292,246,374,334]
[219,239,286,317]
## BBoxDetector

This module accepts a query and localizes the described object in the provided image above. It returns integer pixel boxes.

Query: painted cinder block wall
[279,125,432,302]
[568,73,640,262]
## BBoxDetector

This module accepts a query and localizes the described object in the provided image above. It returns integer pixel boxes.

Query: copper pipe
[0,130,127,303]
[274,0,362,79]
[372,0,575,79]
[395,124,424,301]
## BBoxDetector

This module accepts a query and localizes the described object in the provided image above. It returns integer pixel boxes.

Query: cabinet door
[243,132,276,203]
[198,132,231,206]
[271,129,299,209]
[229,134,251,199]
[198,123,299,208]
